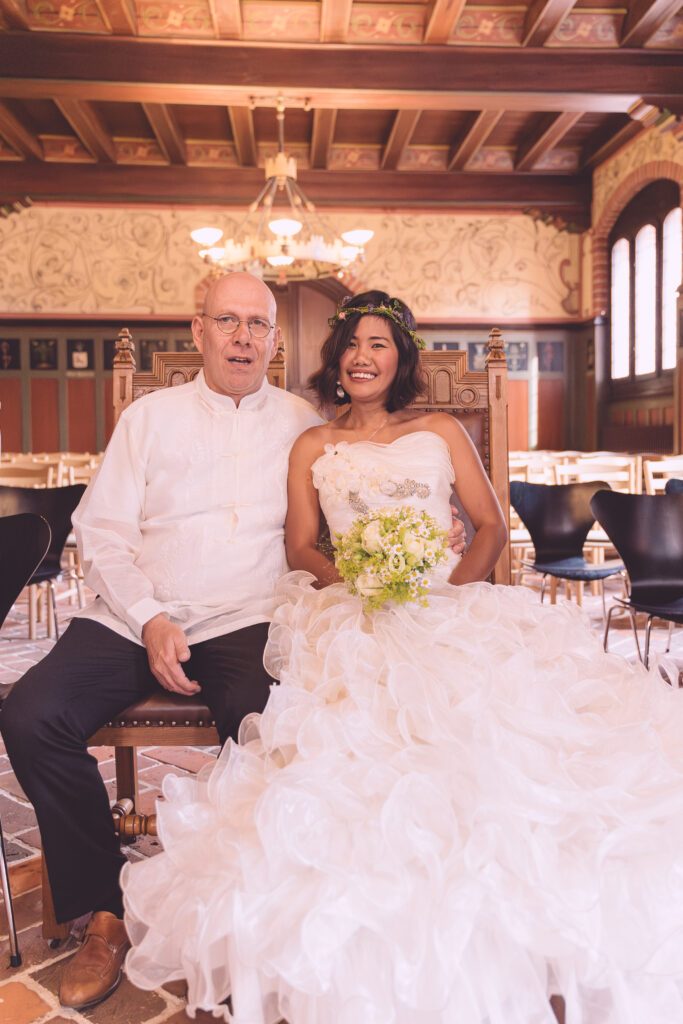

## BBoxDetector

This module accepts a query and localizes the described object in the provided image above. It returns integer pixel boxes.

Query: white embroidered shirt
[72,370,323,646]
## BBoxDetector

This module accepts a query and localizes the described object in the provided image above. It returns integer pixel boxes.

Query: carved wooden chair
[42,326,509,941]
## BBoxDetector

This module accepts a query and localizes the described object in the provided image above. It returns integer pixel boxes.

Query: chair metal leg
[644,616,654,669]
[28,584,38,641]
[603,603,619,652]
[48,579,60,640]
[0,817,21,966]
[665,620,674,655]
[628,608,643,664]
[540,574,547,603]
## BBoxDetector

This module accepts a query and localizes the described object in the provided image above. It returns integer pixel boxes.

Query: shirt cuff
[126,597,167,638]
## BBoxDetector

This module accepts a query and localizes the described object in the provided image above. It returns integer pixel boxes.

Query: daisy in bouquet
[334,506,448,610]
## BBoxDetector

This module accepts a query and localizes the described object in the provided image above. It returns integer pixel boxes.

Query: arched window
[608,180,681,386]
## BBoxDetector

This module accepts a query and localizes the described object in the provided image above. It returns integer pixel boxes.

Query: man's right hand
[141,614,201,695]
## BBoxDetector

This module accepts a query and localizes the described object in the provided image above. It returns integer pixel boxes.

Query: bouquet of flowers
[334,506,448,610]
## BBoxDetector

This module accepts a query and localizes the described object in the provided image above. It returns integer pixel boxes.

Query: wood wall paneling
[67,377,97,452]
[30,378,60,452]
[537,378,565,449]
[507,380,529,450]
[0,378,22,452]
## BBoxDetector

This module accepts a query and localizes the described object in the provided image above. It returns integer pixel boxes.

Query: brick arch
[592,162,683,312]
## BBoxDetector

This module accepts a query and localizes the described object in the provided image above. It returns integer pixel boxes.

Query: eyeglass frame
[202,313,276,339]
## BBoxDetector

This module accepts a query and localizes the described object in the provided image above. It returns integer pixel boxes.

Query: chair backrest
[111,325,511,584]
[591,489,683,604]
[510,480,609,562]
[0,485,87,577]
[665,477,683,495]
[0,513,51,628]
[643,456,683,494]
[0,464,55,488]
[554,454,639,493]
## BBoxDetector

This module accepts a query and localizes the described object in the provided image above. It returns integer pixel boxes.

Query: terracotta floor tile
[136,765,190,788]
[144,748,216,773]
[0,924,76,984]
[0,795,37,835]
[0,980,51,1024]
[0,771,28,802]
[0,885,43,937]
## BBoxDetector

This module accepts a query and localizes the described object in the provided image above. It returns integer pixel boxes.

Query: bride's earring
[336,381,346,400]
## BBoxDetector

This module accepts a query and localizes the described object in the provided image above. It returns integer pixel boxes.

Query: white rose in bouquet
[361,520,383,553]
[402,532,425,564]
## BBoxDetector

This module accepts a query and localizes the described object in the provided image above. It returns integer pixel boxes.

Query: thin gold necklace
[351,415,390,443]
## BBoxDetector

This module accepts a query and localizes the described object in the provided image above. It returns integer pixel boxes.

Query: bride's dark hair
[309,290,426,411]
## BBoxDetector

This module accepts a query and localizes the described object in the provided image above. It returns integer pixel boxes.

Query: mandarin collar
[196,369,271,413]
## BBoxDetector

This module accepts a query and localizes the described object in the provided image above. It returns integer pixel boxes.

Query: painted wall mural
[0,206,580,320]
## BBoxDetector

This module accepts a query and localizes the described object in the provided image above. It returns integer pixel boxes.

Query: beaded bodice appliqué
[311,431,456,541]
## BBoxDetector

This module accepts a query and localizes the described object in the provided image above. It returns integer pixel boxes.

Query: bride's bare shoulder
[290,420,343,466]
[395,410,467,440]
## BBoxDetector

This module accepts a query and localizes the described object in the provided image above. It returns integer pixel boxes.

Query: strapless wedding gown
[123,432,683,1024]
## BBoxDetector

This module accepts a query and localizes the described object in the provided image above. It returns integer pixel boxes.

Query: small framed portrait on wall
[538,341,564,374]
[432,342,460,351]
[103,339,118,371]
[67,339,94,371]
[30,338,58,371]
[466,342,487,372]
[505,341,528,373]
[176,338,198,353]
[0,338,20,370]
[139,339,168,371]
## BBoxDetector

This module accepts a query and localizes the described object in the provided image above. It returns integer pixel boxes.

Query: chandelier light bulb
[199,246,227,261]
[341,229,374,247]
[268,217,303,237]
[267,254,296,267]
[191,226,224,247]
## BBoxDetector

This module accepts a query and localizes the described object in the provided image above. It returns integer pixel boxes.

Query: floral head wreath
[328,296,426,350]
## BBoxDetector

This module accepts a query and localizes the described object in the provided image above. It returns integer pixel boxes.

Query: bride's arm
[285,431,342,588]
[431,415,507,585]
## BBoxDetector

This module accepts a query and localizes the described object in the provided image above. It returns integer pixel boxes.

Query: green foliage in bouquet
[334,506,448,610]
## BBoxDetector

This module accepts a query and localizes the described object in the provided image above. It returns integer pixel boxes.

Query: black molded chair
[509,481,624,608]
[665,478,683,496]
[0,485,86,639]
[591,489,683,670]
[0,512,51,967]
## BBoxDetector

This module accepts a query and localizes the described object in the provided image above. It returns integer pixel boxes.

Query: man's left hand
[449,508,466,555]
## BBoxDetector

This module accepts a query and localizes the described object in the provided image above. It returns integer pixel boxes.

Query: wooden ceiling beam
[1,36,680,110]
[522,0,576,47]
[228,105,257,165]
[581,121,643,169]
[142,103,186,163]
[448,109,503,170]
[515,111,582,171]
[320,0,353,42]
[0,100,42,159]
[381,110,421,170]
[207,0,242,39]
[621,0,681,48]
[54,98,116,161]
[0,163,591,218]
[0,0,30,30]
[97,0,137,35]
[310,108,337,169]
[423,0,468,44]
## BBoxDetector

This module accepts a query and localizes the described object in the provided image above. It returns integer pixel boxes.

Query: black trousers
[0,617,273,923]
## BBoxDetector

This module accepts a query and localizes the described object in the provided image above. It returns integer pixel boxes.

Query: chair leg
[41,856,70,945]
[644,616,654,669]
[603,604,619,652]
[115,746,140,808]
[48,580,60,640]
[28,584,38,641]
[665,620,674,655]
[540,574,547,603]
[549,577,558,605]
[628,609,643,664]
[0,818,21,966]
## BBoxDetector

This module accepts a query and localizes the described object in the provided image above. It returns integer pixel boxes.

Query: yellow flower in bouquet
[334,506,448,610]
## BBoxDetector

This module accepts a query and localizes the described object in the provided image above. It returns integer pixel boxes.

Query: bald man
[0,273,324,1009]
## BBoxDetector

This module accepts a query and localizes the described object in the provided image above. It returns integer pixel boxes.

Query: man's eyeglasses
[203,313,274,339]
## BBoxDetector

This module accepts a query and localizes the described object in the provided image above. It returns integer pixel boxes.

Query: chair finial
[114,328,136,371]
[486,327,506,365]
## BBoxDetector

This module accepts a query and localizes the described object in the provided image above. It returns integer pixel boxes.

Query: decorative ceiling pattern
[0,0,681,221]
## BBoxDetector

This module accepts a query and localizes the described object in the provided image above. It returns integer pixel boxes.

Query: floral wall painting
[29,338,58,370]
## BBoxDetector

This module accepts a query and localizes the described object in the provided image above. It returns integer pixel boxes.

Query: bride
[123,290,683,1024]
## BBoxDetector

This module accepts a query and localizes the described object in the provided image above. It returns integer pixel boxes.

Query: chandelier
[190,99,373,283]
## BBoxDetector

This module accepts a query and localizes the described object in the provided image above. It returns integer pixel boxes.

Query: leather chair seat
[104,692,216,729]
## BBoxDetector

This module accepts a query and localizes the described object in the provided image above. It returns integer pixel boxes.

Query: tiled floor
[0,575,681,1023]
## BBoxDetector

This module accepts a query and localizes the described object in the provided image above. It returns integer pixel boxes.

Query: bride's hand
[448,508,467,555]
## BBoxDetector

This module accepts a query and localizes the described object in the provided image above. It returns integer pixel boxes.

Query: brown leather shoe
[59,911,130,1010]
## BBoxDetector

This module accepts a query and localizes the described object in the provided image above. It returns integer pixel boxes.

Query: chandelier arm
[291,179,334,242]
[283,177,305,227]
[255,177,279,239]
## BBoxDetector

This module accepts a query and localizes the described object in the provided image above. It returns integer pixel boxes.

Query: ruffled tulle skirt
[123,573,683,1024]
